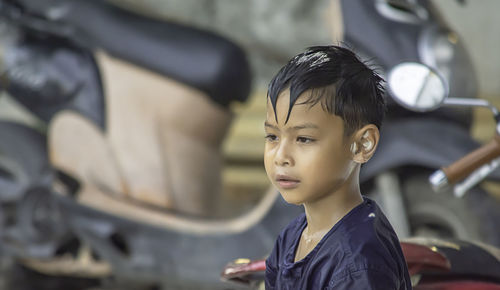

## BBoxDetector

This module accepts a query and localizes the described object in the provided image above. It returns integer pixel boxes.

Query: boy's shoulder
[340,197,398,244]
[330,198,408,282]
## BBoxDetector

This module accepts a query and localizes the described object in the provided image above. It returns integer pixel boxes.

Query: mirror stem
[444,98,500,135]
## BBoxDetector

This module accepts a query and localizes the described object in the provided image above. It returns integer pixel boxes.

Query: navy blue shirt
[265,197,412,289]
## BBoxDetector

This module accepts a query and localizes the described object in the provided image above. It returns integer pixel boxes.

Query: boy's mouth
[275,174,300,189]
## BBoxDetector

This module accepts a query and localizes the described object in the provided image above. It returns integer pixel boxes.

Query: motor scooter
[220,62,500,290]
[0,0,499,289]
[0,0,308,289]
[343,0,500,244]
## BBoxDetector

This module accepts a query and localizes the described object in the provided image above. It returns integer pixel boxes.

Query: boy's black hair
[268,45,386,136]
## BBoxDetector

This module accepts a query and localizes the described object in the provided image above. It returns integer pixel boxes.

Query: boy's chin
[279,191,304,206]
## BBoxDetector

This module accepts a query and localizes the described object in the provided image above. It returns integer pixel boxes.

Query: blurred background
[2,0,500,203]
[0,0,499,289]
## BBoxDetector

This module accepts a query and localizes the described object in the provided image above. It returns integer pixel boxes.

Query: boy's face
[264,90,357,205]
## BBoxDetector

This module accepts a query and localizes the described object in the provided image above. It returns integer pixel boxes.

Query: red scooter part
[400,242,451,275]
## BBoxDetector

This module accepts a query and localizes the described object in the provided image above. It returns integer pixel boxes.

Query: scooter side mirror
[387,62,449,112]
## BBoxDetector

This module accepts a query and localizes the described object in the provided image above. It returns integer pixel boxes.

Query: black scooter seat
[25,0,251,107]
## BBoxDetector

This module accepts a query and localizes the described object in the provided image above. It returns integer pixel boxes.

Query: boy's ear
[350,124,380,164]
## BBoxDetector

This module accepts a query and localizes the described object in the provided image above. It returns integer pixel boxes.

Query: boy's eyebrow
[290,123,319,130]
[264,121,277,129]
[264,122,319,131]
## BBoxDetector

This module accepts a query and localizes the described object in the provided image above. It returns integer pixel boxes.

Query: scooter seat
[58,0,251,107]
[438,240,500,282]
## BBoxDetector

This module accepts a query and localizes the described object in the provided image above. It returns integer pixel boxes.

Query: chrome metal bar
[444,97,500,134]
[453,157,500,198]
[429,170,448,192]
[444,97,500,117]
[444,97,495,110]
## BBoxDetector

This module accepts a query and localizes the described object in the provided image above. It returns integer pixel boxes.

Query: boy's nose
[274,142,294,167]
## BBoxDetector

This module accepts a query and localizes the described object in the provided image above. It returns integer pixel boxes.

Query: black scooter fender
[361,117,500,182]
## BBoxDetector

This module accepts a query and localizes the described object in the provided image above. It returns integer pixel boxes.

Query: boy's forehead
[266,89,292,121]
[266,88,317,117]
[266,90,344,131]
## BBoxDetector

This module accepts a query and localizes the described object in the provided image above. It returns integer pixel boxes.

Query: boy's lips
[275,174,300,189]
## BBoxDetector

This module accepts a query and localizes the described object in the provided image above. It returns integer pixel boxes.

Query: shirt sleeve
[330,269,405,290]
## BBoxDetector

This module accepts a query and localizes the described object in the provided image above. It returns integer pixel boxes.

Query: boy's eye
[265,134,278,142]
[297,137,315,144]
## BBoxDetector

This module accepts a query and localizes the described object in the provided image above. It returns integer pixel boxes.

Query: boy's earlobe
[351,125,379,164]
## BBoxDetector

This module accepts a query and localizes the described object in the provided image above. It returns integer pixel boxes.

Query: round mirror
[387,62,448,112]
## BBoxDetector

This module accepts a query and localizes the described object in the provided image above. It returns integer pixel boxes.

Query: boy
[264,45,411,289]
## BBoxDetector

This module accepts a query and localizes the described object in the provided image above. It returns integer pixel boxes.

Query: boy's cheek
[264,146,276,166]
[263,155,273,177]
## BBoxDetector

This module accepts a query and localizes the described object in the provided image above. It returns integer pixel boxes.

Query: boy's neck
[303,177,363,235]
